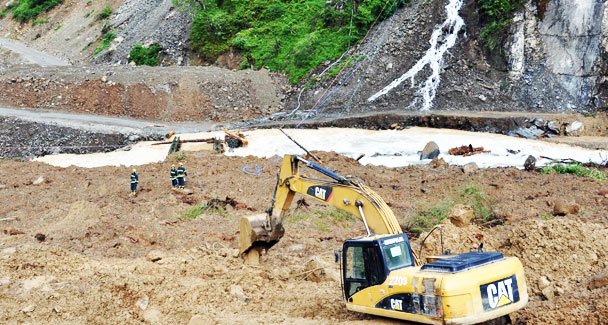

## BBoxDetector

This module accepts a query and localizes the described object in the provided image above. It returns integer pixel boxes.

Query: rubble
[448,145,489,156]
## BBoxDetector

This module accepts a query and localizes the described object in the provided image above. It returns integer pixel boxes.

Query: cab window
[382,240,413,271]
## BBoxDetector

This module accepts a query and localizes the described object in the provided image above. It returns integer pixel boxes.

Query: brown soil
[1,151,607,324]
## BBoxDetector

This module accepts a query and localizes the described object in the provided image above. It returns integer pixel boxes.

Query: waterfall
[367,0,465,111]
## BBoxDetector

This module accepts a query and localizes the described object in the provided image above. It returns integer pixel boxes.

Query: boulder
[541,285,555,300]
[448,204,474,227]
[32,176,45,185]
[420,141,440,160]
[229,285,248,302]
[461,162,478,175]
[146,250,164,263]
[552,200,580,216]
[547,121,561,134]
[430,157,447,168]
[538,276,551,290]
[565,121,584,136]
[589,267,608,289]
[524,155,536,171]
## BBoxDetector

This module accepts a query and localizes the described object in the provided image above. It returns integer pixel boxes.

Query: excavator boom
[239,155,402,257]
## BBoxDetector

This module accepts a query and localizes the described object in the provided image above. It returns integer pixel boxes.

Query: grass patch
[128,43,162,66]
[183,0,406,83]
[5,0,63,23]
[286,206,355,232]
[182,200,230,219]
[32,17,48,26]
[53,23,61,30]
[542,163,606,181]
[406,184,500,236]
[94,31,116,55]
[97,4,112,20]
[477,0,525,50]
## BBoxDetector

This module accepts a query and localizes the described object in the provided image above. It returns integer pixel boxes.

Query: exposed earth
[1,151,607,324]
[1,0,608,323]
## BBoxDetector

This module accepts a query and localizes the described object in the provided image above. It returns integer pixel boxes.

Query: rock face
[95,0,192,65]
[284,0,608,117]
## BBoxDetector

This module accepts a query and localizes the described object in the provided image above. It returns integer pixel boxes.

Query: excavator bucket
[239,214,285,260]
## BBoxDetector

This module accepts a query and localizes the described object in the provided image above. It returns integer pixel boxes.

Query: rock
[304,256,341,282]
[552,200,580,216]
[229,285,248,302]
[430,157,447,168]
[555,286,564,296]
[589,267,608,289]
[143,307,162,323]
[448,204,474,227]
[288,244,305,252]
[0,277,10,286]
[524,155,536,171]
[188,314,216,325]
[538,276,551,290]
[598,188,608,198]
[4,229,25,235]
[1,247,16,255]
[0,183,6,189]
[565,121,584,136]
[478,94,487,102]
[547,121,561,134]
[34,233,46,242]
[146,250,164,262]
[461,163,478,175]
[32,176,45,185]
[541,285,555,300]
[101,76,108,82]
[136,295,149,310]
[21,305,35,313]
[420,141,440,160]
[532,118,545,128]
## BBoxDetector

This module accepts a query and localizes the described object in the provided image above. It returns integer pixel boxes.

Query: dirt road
[1,151,607,324]
[0,38,69,67]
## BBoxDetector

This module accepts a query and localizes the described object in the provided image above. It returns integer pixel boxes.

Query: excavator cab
[342,234,415,300]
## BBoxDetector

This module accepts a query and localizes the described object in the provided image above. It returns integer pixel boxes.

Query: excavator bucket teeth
[239,214,285,257]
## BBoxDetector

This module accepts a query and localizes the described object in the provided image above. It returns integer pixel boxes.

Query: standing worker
[130,168,139,196]
[177,162,187,189]
[170,164,178,188]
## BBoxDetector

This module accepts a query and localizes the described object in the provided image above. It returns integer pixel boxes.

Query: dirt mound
[0,65,288,122]
[419,218,608,324]
[1,151,607,323]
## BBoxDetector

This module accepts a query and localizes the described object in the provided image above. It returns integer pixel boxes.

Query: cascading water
[367,0,465,111]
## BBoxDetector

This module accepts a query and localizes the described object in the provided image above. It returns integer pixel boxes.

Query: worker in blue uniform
[176,162,187,189]
[130,169,139,196]
[170,164,178,188]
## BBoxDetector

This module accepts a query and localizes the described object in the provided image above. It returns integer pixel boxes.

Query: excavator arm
[239,155,402,257]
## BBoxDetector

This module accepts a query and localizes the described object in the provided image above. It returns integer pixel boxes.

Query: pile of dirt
[1,151,607,324]
[0,65,288,122]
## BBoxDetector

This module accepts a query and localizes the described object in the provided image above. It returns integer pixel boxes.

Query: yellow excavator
[240,155,528,324]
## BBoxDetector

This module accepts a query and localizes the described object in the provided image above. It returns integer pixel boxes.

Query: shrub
[9,0,63,23]
[186,0,407,83]
[542,163,606,181]
[128,44,162,66]
[97,4,112,20]
[477,0,525,50]
[94,31,116,55]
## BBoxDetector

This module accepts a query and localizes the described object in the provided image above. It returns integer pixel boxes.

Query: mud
[1,151,607,324]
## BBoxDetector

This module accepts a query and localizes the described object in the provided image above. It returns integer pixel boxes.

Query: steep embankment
[285,0,608,118]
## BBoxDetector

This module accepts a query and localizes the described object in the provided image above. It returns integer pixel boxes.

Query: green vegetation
[3,0,64,23]
[32,17,48,26]
[97,4,112,20]
[477,0,524,50]
[406,184,499,236]
[287,206,355,232]
[94,31,116,55]
[182,200,231,219]
[129,44,162,66]
[53,22,61,30]
[181,0,405,83]
[542,163,606,181]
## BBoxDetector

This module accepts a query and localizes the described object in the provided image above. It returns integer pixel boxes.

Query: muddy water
[35,127,607,168]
